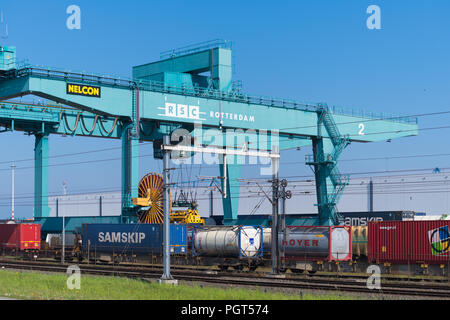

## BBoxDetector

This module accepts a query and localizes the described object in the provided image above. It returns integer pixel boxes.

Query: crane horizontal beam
[0,66,418,146]
[162,144,280,158]
[0,101,121,138]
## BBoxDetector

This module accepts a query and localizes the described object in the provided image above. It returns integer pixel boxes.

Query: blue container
[81,223,187,255]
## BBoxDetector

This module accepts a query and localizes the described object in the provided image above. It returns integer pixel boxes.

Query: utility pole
[62,208,65,264]
[279,179,291,265]
[61,180,66,264]
[268,174,292,277]
[11,163,15,221]
[209,189,214,218]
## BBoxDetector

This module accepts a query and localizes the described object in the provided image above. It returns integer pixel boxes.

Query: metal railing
[160,39,232,60]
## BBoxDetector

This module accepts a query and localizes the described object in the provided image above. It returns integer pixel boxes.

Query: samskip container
[81,223,187,254]
[339,211,412,226]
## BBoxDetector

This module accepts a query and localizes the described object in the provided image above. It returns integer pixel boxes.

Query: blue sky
[0,0,449,218]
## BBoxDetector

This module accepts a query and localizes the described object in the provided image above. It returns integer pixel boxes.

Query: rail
[0,259,449,299]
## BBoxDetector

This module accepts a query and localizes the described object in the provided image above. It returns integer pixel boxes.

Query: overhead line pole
[270,146,280,276]
[160,134,177,285]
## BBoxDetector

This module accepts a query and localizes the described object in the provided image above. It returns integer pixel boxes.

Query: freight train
[80,224,264,270]
[2,220,450,276]
[0,223,40,258]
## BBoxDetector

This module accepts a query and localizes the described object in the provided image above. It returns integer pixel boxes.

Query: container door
[239,226,262,257]
[330,227,351,261]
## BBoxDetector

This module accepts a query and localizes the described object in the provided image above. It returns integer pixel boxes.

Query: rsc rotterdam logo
[66,83,101,98]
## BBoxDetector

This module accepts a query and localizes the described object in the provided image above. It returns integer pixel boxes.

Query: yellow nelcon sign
[66,83,101,98]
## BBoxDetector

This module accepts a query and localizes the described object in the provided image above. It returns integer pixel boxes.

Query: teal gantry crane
[0,40,418,232]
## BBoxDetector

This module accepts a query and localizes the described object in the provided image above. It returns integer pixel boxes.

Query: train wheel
[279,268,287,273]
[290,269,304,274]
[218,265,229,272]
[248,265,258,272]
[308,270,317,274]
[233,265,244,271]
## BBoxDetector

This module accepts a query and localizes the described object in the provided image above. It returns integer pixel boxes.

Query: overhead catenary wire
[2,164,450,203]
[3,107,450,217]
[0,104,450,168]
[6,186,450,208]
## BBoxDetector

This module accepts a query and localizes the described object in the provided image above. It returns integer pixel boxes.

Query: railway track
[30,256,450,284]
[0,259,449,299]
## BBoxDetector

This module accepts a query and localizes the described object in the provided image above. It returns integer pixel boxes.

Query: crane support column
[160,134,177,285]
[121,124,139,222]
[219,155,242,224]
[34,133,50,218]
[310,137,332,226]
[307,105,350,225]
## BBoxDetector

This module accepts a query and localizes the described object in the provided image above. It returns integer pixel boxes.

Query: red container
[368,221,450,265]
[0,224,41,250]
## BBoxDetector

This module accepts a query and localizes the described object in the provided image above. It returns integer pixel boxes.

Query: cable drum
[137,173,168,224]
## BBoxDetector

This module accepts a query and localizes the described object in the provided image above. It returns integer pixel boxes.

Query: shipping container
[263,226,352,261]
[352,226,368,257]
[192,226,263,258]
[0,223,41,250]
[81,223,187,255]
[415,212,426,216]
[339,211,413,226]
[368,220,450,265]
[46,233,77,249]
[413,215,450,221]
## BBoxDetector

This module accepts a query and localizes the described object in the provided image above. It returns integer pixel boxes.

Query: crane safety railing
[159,39,233,60]
[1,65,418,125]
[0,101,80,114]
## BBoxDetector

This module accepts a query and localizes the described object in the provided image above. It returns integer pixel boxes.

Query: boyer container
[81,223,187,255]
[263,226,352,261]
[0,223,41,250]
[368,220,450,264]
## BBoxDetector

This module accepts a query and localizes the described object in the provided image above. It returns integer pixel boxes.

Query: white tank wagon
[46,233,77,249]
[262,226,353,273]
[193,226,263,257]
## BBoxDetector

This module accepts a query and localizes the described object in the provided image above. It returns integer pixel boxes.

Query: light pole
[11,163,15,221]
[61,210,65,265]
[61,181,66,264]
